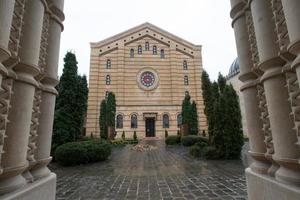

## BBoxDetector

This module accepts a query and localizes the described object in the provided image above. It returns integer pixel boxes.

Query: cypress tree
[106,92,116,127]
[52,52,79,146]
[190,101,199,135]
[181,93,191,124]
[217,73,226,94]
[99,99,107,139]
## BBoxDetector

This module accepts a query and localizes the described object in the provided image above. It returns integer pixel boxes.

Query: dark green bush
[55,139,111,166]
[203,146,220,160]
[181,135,208,146]
[189,145,202,157]
[177,130,180,136]
[165,135,181,145]
[122,131,125,140]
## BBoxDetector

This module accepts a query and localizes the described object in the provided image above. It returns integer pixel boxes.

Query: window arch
[145,42,149,50]
[106,59,111,69]
[106,75,111,85]
[177,114,182,127]
[184,75,189,85]
[160,49,165,58]
[138,45,142,54]
[131,114,137,128]
[183,60,188,70]
[116,114,123,129]
[153,45,157,55]
[163,114,169,128]
[130,49,134,58]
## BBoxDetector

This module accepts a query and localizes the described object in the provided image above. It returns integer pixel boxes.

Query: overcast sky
[58,0,237,81]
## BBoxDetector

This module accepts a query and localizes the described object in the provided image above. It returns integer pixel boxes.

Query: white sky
[58,0,237,81]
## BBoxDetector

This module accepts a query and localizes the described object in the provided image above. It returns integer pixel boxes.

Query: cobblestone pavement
[52,139,247,200]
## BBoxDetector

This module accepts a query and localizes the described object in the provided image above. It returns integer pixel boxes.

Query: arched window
[106,59,111,69]
[184,75,189,85]
[183,60,188,70]
[153,45,157,55]
[106,75,111,85]
[160,49,165,58]
[116,114,123,129]
[177,114,182,127]
[130,49,134,58]
[138,45,142,54]
[163,114,169,128]
[145,42,149,51]
[131,114,137,128]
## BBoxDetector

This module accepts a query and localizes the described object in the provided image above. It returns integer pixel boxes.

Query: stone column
[0,0,14,83]
[31,0,64,180]
[0,0,44,194]
[250,0,300,186]
[281,0,300,90]
[230,0,271,174]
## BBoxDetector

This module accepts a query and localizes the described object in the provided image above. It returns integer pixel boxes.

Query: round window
[140,71,155,87]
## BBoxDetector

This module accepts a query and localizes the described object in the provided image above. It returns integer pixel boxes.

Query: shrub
[121,131,125,140]
[202,130,206,137]
[177,130,180,136]
[189,145,202,157]
[165,130,168,138]
[55,139,111,166]
[203,146,220,160]
[165,135,181,145]
[133,131,137,141]
[181,135,208,146]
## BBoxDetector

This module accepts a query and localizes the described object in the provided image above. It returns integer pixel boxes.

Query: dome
[228,58,240,78]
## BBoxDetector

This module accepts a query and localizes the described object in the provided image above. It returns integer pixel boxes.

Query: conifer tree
[217,73,226,94]
[53,52,79,146]
[190,101,199,135]
[99,99,107,139]
[106,92,116,127]
[181,93,191,124]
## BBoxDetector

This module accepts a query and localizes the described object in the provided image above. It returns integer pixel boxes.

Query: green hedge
[189,145,202,157]
[203,146,220,160]
[181,135,208,146]
[165,135,181,145]
[55,139,111,166]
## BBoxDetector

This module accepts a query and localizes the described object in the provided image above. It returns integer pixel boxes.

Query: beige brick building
[86,23,207,138]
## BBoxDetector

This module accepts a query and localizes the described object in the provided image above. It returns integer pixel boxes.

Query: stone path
[52,140,247,200]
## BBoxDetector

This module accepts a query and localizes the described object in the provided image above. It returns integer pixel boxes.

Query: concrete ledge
[0,173,56,200]
[246,168,300,200]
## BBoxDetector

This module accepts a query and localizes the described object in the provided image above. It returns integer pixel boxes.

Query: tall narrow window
[163,114,169,128]
[177,114,182,127]
[160,49,165,58]
[184,75,189,85]
[130,49,134,58]
[106,75,111,85]
[138,45,142,54]
[106,59,111,69]
[116,114,123,129]
[183,60,188,70]
[131,114,137,128]
[145,42,149,50]
[153,45,157,55]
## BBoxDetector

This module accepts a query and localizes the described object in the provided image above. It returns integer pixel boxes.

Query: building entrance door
[145,118,155,137]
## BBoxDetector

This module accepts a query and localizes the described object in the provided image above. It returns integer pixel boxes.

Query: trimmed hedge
[181,135,208,146]
[189,145,202,157]
[55,139,111,166]
[203,146,220,160]
[165,135,181,145]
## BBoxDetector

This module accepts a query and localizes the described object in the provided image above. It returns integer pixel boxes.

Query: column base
[0,173,56,200]
[246,168,300,200]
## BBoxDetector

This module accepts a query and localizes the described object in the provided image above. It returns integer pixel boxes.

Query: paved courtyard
[52,139,247,200]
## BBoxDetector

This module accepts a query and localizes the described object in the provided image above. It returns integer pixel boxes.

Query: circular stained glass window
[140,71,155,87]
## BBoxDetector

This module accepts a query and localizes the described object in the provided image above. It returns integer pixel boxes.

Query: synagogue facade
[86,23,207,138]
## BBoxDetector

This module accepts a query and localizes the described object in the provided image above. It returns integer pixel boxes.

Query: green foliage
[189,145,202,157]
[52,52,88,148]
[99,100,107,139]
[181,93,191,124]
[203,146,220,160]
[121,131,125,140]
[177,130,180,136]
[190,101,199,135]
[217,73,226,94]
[165,135,181,145]
[181,135,207,146]
[55,139,111,166]
[165,130,168,138]
[202,130,206,137]
[106,92,116,127]
[133,131,137,141]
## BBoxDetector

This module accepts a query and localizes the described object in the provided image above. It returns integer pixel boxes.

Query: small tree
[99,100,107,139]
[165,130,168,138]
[181,93,191,124]
[190,101,199,135]
[133,131,137,141]
[122,131,125,140]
